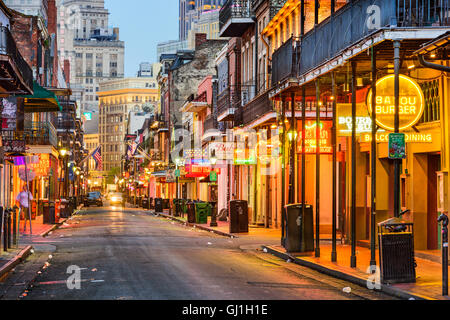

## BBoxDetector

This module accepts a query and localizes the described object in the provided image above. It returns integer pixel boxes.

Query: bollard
[3,209,8,252]
[438,212,449,296]
[210,201,218,227]
[7,209,12,249]
[12,207,17,246]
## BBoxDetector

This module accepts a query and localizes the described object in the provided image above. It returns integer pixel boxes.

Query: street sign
[174,169,180,177]
[2,139,25,153]
[388,133,406,159]
[209,170,217,182]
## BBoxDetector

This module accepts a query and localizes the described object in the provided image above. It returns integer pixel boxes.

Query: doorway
[427,154,440,250]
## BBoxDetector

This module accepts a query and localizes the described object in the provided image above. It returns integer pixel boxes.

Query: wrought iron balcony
[204,115,218,132]
[298,0,450,77]
[217,83,256,122]
[2,122,58,148]
[219,0,254,37]
[271,37,301,86]
[235,90,273,127]
[0,26,33,94]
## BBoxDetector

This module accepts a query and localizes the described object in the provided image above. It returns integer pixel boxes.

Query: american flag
[92,146,103,171]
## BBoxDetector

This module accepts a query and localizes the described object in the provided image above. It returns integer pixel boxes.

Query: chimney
[64,59,70,85]
[113,27,119,40]
[47,0,57,34]
[195,33,207,50]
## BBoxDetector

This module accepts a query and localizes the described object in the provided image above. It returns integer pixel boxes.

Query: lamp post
[174,155,185,217]
[209,149,218,227]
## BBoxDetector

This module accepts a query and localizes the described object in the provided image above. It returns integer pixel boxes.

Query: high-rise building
[179,0,225,41]
[4,0,48,21]
[137,62,162,78]
[97,78,159,172]
[156,39,188,62]
[57,0,125,115]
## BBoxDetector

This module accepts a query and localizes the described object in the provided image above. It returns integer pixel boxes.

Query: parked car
[109,192,125,207]
[84,191,103,207]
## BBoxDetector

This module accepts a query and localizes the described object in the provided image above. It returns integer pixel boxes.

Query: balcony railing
[298,0,449,77]
[204,115,218,132]
[271,37,301,86]
[219,0,254,37]
[236,90,273,127]
[0,26,33,94]
[2,122,58,148]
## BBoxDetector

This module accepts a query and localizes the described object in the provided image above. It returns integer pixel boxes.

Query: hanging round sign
[18,167,36,182]
[366,74,425,132]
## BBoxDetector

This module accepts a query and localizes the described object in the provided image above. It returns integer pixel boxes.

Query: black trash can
[229,200,248,233]
[378,218,416,284]
[149,197,154,210]
[162,199,170,210]
[43,201,55,225]
[155,198,163,213]
[60,199,69,218]
[283,204,314,253]
[187,202,196,223]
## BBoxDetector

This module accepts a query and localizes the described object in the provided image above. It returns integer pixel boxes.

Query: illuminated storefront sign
[337,103,373,135]
[361,132,433,143]
[296,120,332,154]
[367,74,425,131]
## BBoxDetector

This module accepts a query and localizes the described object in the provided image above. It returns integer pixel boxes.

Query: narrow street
[0,206,393,300]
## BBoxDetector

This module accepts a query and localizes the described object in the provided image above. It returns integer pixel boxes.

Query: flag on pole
[92,146,103,171]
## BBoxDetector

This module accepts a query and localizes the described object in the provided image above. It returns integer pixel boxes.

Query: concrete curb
[40,218,68,238]
[155,212,238,238]
[262,245,435,301]
[0,245,33,280]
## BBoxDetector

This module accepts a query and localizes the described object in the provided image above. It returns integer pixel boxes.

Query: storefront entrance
[427,154,440,250]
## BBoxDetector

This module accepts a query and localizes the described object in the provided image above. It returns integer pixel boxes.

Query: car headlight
[111,197,118,202]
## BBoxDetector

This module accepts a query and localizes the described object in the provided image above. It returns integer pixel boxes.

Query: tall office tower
[97,78,159,172]
[179,0,226,41]
[4,0,49,21]
[57,0,124,115]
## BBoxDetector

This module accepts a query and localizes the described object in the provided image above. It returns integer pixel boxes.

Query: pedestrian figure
[15,184,33,233]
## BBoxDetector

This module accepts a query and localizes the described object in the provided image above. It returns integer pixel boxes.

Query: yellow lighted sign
[366,75,425,132]
[361,132,433,143]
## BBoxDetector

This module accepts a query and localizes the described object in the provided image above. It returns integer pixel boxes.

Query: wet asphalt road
[9,206,394,300]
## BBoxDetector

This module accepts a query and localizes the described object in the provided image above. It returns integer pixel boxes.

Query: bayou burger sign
[366,74,425,132]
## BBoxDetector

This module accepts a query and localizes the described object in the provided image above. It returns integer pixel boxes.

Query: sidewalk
[263,243,450,300]
[18,214,67,237]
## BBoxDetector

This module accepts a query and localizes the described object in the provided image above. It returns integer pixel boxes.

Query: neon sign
[366,74,425,131]
[361,132,433,143]
[296,120,332,154]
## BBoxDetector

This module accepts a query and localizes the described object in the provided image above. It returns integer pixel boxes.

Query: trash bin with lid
[154,198,163,213]
[194,202,209,224]
[229,200,249,233]
[283,204,314,253]
[378,217,416,284]
[186,201,196,223]
[60,199,69,218]
[162,199,170,210]
[43,201,56,224]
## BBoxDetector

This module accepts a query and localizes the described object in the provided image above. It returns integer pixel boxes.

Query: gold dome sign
[366,74,425,131]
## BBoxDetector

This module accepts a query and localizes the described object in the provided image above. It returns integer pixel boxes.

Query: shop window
[420,79,440,123]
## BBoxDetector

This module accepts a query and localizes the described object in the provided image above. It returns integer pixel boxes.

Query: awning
[151,170,167,177]
[19,81,62,112]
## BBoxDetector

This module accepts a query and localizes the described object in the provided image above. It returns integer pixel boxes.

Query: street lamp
[209,149,218,227]
[174,153,185,217]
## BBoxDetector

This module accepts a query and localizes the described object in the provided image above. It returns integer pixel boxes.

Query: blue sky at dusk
[105,0,179,77]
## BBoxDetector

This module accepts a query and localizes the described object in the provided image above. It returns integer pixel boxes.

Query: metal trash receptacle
[378,218,416,284]
[162,199,170,210]
[283,204,314,253]
[43,201,56,225]
[187,202,196,223]
[194,202,209,224]
[60,199,69,218]
[155,198,163,213]
[229,200,248,233]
